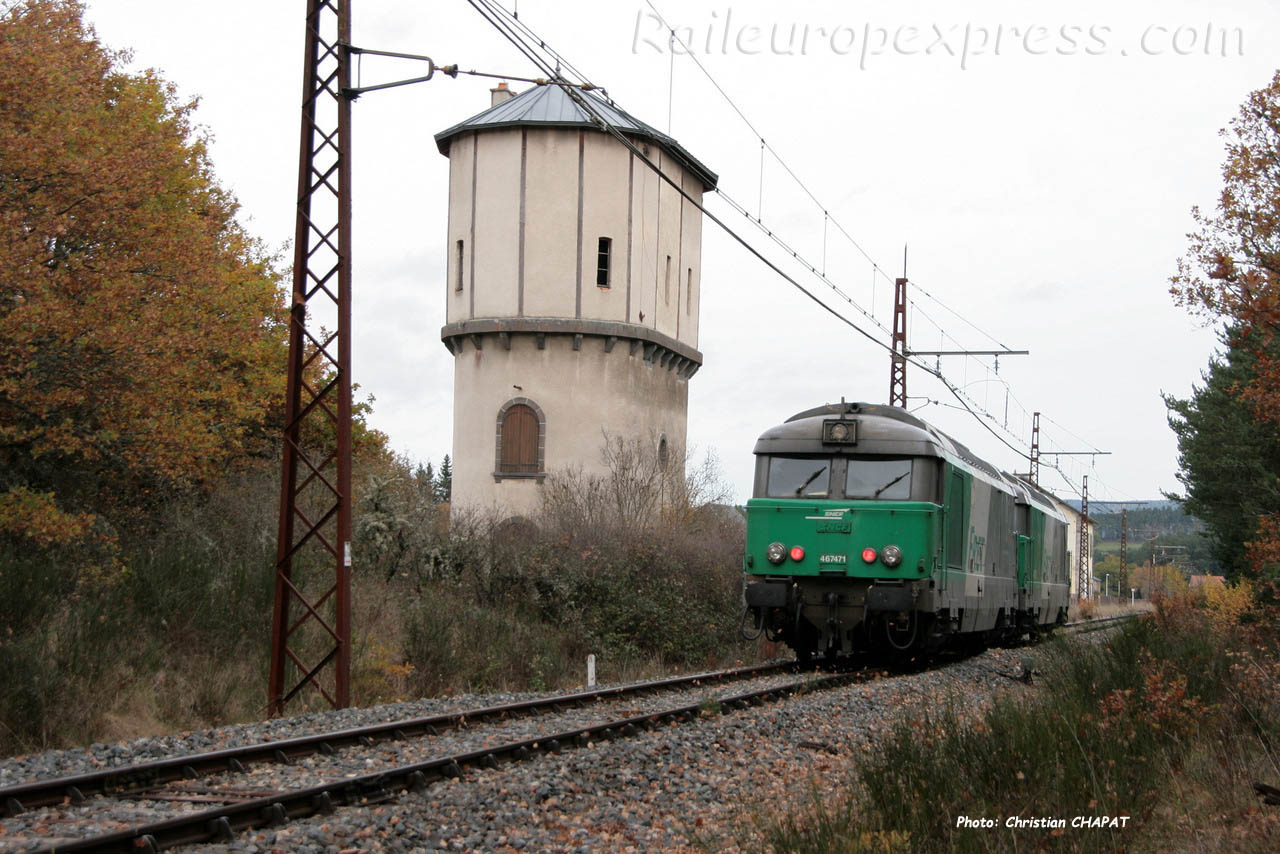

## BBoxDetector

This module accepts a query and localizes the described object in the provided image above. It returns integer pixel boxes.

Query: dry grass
[1138,739,1280,853]
[762,583,1280,854]
[1068,599,1155,621]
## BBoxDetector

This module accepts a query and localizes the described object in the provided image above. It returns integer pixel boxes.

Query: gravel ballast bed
[0,641,1077,853]
[0,669,805,848]
[196,646,1036,853]
[0,666,792,789]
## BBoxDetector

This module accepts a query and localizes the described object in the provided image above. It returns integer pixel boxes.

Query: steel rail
[1061,612,1145,633]
[3,613,1145,839]
[0,659,793,818]
[33,670,856,853]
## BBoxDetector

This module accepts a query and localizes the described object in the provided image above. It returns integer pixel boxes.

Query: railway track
[0,613,1143,853]
[1061,613,1143,633]
[0,660,834,852]
[1,660,796,818]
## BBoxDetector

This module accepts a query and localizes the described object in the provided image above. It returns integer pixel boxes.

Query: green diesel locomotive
[743,401,1070,658]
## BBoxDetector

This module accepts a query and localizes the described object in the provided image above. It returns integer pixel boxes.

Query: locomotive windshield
[845,458,914,500]
[766,457,830,498]
[758,455,937,500]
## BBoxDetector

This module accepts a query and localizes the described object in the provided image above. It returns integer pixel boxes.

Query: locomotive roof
[765,401,1003,474]
[1005,475,1067,518]
[757,401,944,460]
[756,401,1064,515]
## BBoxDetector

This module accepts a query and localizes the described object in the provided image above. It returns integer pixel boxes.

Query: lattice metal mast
[1120,507,1128,580]
[1077,474,1090,601]
[1030,412,1040,485]
[889,250,1026,408]
[267,2,461,717]
[889,273,908,408]
[270,0,354,715]
[1028,412,1111,489]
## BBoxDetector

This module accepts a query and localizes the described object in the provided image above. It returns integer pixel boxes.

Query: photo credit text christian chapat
[957,816,1132,829]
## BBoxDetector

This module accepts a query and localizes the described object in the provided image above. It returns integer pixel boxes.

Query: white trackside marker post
[587,654,596,688]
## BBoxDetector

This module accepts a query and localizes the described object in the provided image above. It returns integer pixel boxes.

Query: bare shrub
[374,432,754,692]
[0,435,754,751]
[540,431,732,538]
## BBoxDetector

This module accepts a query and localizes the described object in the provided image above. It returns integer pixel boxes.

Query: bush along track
[763,588,1280,854]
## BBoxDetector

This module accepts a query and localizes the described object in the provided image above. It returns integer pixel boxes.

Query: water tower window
[455,239,464,292]
[500,405,537,472]
[494,402,545,481]
[686,268,692,313]
[596,237,612,288]
[664,255,671,304]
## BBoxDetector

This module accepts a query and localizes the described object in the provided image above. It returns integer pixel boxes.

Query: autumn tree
[1131,564,1189,599]
[1165,331,1280,577]
[1170,70,1280,579]
[1171,71,1280,397]
[0,0,286,544]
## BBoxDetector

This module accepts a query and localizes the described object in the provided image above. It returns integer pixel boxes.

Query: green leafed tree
[435,454,452,503]
[0,0,286,544]
[415,461,436,501]
[1093,553,1132,598]
[1165,331,1280,579]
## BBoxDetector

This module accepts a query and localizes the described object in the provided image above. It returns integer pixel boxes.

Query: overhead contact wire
[462,0,1124,477]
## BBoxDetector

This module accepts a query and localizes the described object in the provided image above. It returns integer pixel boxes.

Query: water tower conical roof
[434,82,718,191]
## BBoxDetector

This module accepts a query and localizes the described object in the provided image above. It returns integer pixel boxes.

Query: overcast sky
[85,0,1280,505]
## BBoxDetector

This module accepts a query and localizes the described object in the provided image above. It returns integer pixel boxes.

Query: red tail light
[789,546,806,562]
[861,547,878,563]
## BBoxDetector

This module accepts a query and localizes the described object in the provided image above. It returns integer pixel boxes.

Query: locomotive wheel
[789,616,822,663]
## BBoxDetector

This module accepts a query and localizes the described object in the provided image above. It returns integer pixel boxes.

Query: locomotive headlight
[766,542,787,565]
[822,419,858,444]
[881,544,903,568]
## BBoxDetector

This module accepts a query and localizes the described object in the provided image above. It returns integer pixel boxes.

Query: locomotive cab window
[842,457,938,501]
[765,456,832,498]
[844,458,914,500]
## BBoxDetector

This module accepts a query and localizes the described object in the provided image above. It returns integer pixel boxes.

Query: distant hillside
[1087,503,1203,541]
[1063,499,1182,513]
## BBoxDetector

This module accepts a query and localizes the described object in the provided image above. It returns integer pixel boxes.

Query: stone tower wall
[441,121,705,514]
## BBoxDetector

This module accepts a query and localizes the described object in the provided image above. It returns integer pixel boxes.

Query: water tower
[435,82,717,515]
